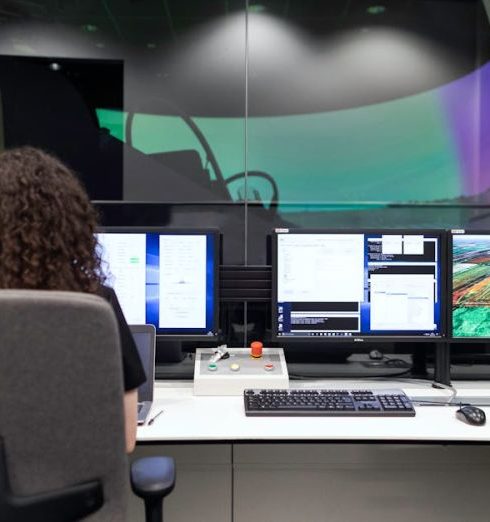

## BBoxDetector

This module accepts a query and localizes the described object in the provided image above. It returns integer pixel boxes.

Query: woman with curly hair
[0,146,144,452]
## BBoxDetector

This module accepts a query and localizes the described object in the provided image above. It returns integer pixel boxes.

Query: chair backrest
[0,290,128,521]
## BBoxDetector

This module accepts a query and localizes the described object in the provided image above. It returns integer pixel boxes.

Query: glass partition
[247,0,490,230]
[1,0,490,370]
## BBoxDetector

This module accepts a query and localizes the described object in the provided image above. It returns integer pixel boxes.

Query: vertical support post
[144,499,163,522]
[411,345,428,378]
[433,341,451,386]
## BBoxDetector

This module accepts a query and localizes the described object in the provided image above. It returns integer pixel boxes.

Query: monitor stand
[155,339,196,379]
[154,344,414,380]
[284,346,351,365]
[285,352,412,379]
[156,339,185,363]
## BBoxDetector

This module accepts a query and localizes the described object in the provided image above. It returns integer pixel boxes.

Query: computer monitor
[272,229,445,341]
[450,230,490,340]
[96,227,219,338]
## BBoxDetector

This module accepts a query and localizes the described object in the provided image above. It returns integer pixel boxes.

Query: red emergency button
[250,341,263,358]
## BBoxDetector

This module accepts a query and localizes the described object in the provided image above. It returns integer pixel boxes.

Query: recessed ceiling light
[366,5,386,15]
[249,4,266,13]
[82,23,98,33]
[49,62,61,71]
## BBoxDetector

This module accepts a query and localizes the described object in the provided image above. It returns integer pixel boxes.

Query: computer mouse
[369,350,384,361]
[456,405,486,426]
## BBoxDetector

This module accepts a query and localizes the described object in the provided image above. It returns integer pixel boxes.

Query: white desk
[138,379,490,442]
[130,381,490,522]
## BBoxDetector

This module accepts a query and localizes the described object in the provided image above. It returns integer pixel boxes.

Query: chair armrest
[130,457,176,500]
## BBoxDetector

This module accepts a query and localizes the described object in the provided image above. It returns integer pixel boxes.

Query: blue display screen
[97,230,218,337]
[275,231,443,339]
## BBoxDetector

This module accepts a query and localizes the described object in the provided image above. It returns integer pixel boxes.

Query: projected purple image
[440,62,490,200]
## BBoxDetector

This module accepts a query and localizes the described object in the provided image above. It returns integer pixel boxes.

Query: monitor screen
[272,229,444,341]
[451,231,490,339]
[96,228,219,338]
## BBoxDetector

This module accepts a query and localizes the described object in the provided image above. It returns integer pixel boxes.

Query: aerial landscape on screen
[452,236,490,337]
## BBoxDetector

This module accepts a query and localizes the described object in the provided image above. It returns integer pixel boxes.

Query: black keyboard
[244,389,415,417]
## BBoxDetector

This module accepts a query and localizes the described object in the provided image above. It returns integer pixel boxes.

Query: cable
[371,376,433,386]
[431,381,457,403]
[413,399,488,407]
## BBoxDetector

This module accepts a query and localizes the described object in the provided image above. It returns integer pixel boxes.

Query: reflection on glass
[0,1,247,205]
[247,0,490,229]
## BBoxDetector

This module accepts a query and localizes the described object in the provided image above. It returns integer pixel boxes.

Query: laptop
[130,324,156,425]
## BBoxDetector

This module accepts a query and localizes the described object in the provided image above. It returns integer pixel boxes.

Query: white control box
[193,347,289,396]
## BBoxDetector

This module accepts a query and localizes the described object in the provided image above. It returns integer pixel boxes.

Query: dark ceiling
[0,0,483,48]
[0,0,486,116]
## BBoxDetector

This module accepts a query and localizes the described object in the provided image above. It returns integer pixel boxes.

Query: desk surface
[137,380,490,443]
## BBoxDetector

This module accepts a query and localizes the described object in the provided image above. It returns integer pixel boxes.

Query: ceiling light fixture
[248,4,266,13]
[81,24,98,33]
[366,5,386,15]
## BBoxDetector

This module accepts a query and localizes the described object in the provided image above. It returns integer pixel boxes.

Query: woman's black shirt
[98,286,146,391]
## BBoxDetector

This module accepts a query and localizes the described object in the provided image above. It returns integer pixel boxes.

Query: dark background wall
[1,0,489,353]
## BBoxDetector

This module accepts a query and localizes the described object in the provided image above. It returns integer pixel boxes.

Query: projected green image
[97,109,126,142]
[96,57,489,211]
[97,85,461,208]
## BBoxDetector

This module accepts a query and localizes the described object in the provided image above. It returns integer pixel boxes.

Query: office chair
[0,290,175,521]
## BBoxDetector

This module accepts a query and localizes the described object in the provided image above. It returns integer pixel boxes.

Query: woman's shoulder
[97,285,115,301]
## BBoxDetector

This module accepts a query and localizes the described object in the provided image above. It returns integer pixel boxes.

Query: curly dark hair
[0,146,105,293]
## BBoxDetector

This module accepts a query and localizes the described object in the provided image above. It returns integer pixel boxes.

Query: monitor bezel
[448,229,490,343]
[96,226,220,340]
[271,228,447,343]
[129,324,156,402]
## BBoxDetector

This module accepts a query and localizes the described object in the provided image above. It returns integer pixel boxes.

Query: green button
[208,363,218,371]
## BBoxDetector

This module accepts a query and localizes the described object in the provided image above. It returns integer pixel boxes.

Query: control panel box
[193,348,289,396]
